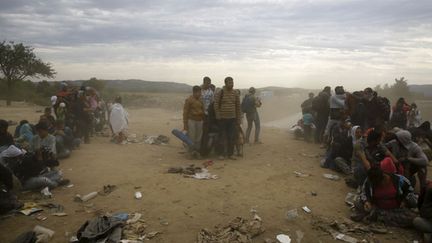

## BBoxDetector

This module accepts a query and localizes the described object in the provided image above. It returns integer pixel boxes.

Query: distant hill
[62,79,192,93]
[409,84,432,97]
[104,79,192,93]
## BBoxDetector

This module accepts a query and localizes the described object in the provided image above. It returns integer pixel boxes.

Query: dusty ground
[0,100,423,243]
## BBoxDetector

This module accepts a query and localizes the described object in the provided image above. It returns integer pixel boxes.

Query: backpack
[241,95,255,113]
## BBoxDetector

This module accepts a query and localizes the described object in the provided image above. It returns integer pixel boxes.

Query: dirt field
[0,100,422,243]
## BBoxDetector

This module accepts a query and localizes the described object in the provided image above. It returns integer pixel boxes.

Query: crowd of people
[0,82,128,215]
[182,76,262,160]
[296,86,432,241]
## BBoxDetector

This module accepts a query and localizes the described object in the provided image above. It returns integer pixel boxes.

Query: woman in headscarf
[350,126,367,187]
[351,167,417,227]
[15,120,33,149]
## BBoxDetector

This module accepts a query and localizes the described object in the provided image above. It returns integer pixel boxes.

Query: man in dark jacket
[312,86,331,144]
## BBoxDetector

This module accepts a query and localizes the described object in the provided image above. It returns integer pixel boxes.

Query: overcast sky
[1,0,432,89]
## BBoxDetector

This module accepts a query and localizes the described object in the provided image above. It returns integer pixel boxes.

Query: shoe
[58,179,70,186]
[218,156,225,160]
[350,212,364,222]
[228,156,237,160]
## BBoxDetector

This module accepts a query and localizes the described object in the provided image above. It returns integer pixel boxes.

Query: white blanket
[110,103,129,135]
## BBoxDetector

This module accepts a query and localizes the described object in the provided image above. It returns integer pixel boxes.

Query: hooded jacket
[396,130,428,167]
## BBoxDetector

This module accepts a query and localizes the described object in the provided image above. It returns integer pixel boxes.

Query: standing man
[242,87,262,144]
[183,86,205,158]
[201,77,214,155]
[312,86,331,144]
[214,77,241,160]
[301,92,315,114]
[324,86,347,143]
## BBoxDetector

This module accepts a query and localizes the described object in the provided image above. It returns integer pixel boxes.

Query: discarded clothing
[12,231,37,243]
[168,164,218,180]
[77,215,124,243]
[144,135,169,145]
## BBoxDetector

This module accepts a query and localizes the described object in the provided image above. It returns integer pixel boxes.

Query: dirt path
[0,105,418,243]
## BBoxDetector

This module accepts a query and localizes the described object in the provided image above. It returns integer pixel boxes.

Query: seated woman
[14,120,34,149]
[354,129,402,186]
[352,167,417,227]
[350,126,367,187]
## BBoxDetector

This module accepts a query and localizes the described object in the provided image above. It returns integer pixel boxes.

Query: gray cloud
[0,0,431,88]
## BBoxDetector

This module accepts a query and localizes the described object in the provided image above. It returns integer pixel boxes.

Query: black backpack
[241,95,255,113]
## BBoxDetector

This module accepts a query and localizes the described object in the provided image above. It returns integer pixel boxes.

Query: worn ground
[0,99,425,243]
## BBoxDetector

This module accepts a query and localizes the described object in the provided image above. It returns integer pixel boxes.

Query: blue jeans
[245,112,260,143]
[23,170,62,191]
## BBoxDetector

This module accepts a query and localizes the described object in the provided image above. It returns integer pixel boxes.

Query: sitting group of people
[182,76,262,160]
[297,86,432,241]
[0,83,116,215]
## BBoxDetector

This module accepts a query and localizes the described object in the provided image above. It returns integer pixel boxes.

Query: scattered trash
[189,168,218,180]
[75,192,98,202]
[345,192,358,207]
[35,214,47,221]
[296,230,304,243]
[168,164,202,175]
[144,135,169,145]
[294,171,309,177]
[40,203,64,213]
[323,173,340,181]
[20,202,43,216]
[135,192,142,199]
[41,187,52,198]
[52,212,68,217]
[302,206,311,214]
[276,234,292,243]
[202,160,214,168]
[33,225,55,242]
[66,184,74,188]
[311,215,387,243]
[99,184,117,196]
[197,215,265,243]
[286,209,299,221]
[127,213,142,224]
[160,219,169,226]
[333,231,359,243]
[70,236,78,242]
[311,191,317,196]
[113,212,129,221]
[168,164,218,180]
[299,153,319,158]
[145,231,161,239]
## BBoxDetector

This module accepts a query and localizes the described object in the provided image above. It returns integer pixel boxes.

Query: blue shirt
[303,113,314,126]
